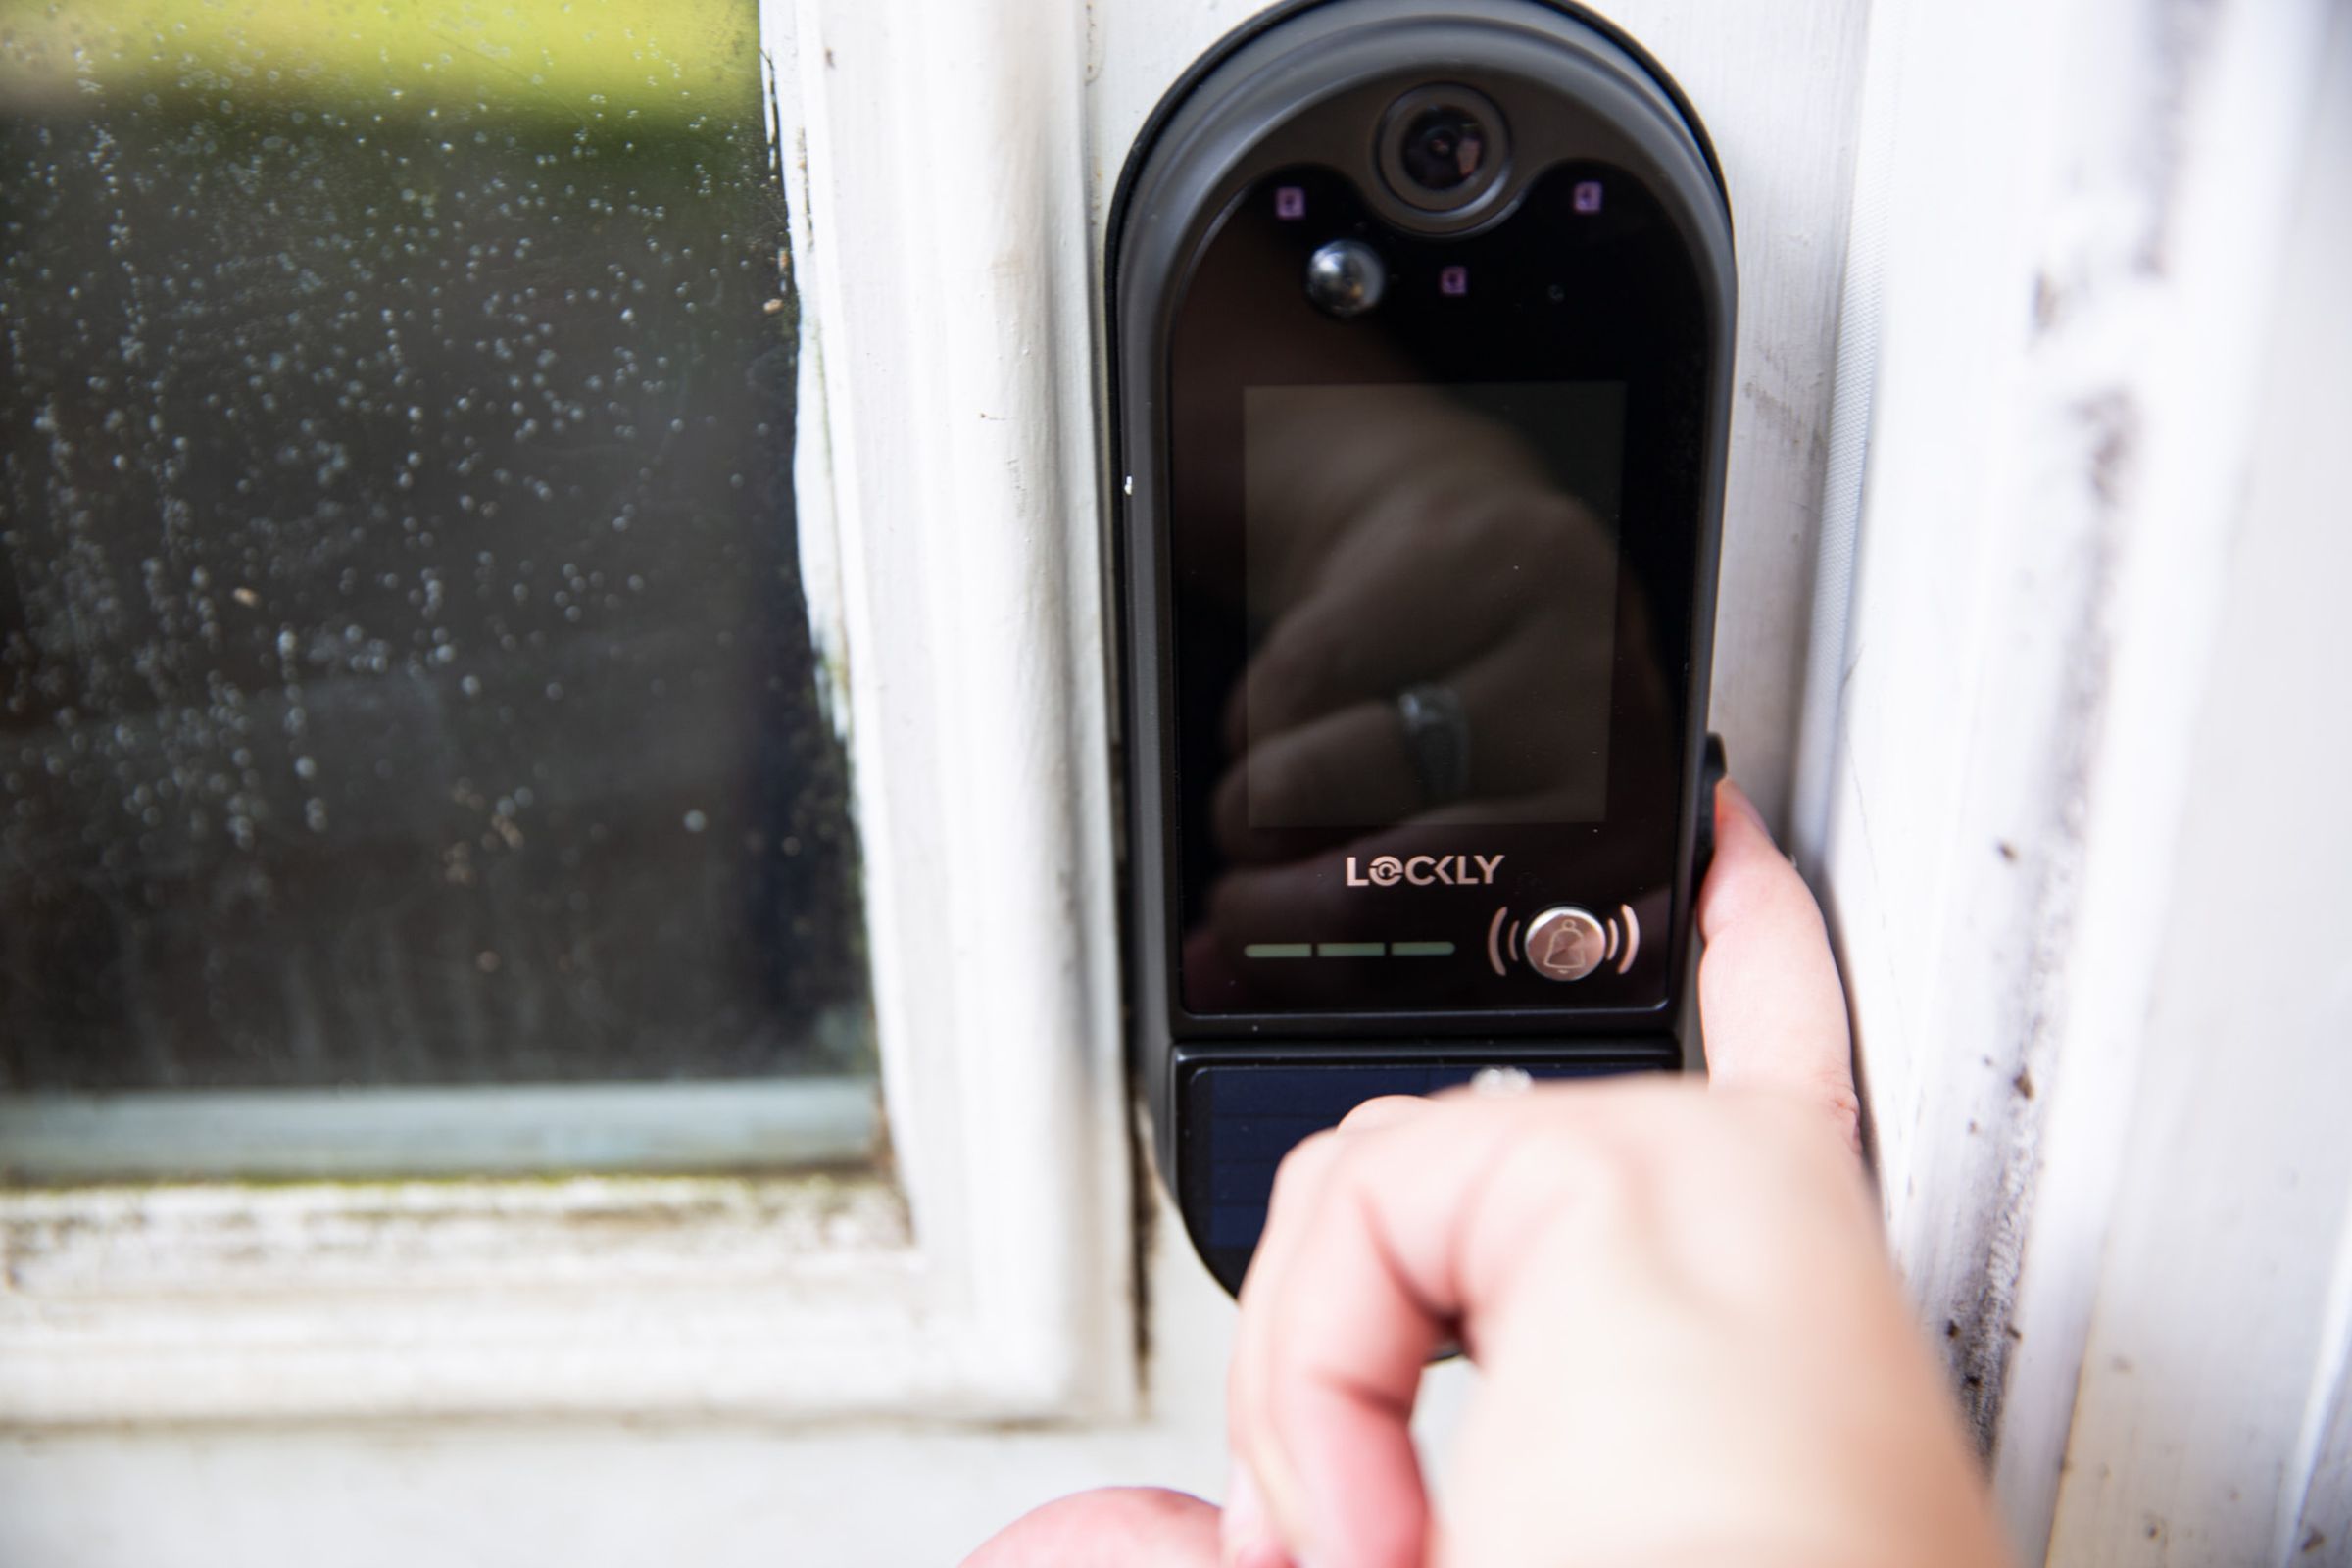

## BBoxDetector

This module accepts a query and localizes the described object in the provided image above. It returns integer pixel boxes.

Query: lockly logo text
[1345,853,1504,888]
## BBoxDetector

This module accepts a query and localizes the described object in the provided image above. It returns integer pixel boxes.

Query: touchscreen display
[1241,381,1626,828]
[1160,160,1711,1018]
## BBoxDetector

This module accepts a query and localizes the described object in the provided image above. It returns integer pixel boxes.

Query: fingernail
[1720,777,1771,839]
[1223,1461,1294,1568]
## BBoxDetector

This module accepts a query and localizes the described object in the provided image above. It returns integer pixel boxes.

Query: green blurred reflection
[0,0,877,1103]
[0,1,763,119]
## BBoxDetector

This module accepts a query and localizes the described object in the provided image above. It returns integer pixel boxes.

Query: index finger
[1225,1089,1678,1568]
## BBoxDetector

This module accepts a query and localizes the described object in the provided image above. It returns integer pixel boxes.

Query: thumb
[1696,779,1860,1148]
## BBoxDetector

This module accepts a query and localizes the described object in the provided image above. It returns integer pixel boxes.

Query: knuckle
[1105,1486,1205,1532]
[1265,1128,1341,1212]
[1251,748,1306,815]
[1489,1119,1640,1228]
[1746,1078,1865,1161]
[1254,624,1332,719]
[1452,1122,1642,1296]
[1527,1121,1639,1204]
[1336,1093,1427,1134]
[1813,1080,1865,1154]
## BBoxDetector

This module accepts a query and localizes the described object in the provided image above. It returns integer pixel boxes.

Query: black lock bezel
[1107,0,1736,1291]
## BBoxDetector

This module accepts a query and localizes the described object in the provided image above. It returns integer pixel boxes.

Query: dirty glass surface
[0,2,877,1175]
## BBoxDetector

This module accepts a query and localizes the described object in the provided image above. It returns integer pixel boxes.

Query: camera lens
[1398,108,1487,192]
[1378,85,1508,214]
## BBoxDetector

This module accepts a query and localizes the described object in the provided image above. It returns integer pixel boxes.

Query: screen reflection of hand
[1186,386,1651,1006]
[1214,386,1623,863]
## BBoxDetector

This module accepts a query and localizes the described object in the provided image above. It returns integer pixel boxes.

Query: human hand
[1217,779,2012,1568]
[958,780,2010,1568]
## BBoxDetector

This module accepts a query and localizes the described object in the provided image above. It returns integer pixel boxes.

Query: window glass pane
[0,2,876,1176]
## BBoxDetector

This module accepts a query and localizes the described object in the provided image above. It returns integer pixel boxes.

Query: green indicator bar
[1392,941,1456,957]
[1316,942,1387,958]
[1245,943,1313,959]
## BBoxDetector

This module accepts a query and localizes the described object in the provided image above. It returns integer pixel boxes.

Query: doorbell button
[1304,239,1386,317]
[1525,906,1607,982]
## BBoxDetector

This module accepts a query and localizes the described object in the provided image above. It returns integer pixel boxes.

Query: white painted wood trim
[2035,6,2352,1559]
[0,1174,927,1424]
[1788,0,1903,866]
[2291,1204,2352,1562]
[1798,0,2347,1560]
[782,0,1133,1418]
[0,0,1135,1427]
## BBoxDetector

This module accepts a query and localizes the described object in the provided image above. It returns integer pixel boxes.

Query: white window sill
[0,0,1137,1431]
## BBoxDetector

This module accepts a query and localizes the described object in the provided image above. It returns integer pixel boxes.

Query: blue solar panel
[1192,1062,1621,1251]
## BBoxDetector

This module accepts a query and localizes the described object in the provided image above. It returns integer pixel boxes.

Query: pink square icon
[1274,185,1305,220]
[1572,179,1604,214]
[1439,265,1469,296]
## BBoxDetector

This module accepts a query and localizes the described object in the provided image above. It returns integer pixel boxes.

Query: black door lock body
[1106,0,1736,1295]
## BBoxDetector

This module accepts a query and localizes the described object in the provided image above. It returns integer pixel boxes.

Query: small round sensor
[1304,238,1387,317]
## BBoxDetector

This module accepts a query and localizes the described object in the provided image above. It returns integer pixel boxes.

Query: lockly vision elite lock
[1108,0,1735,1294]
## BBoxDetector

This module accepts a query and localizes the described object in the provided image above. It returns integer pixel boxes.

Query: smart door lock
[1107,0,1736,1294]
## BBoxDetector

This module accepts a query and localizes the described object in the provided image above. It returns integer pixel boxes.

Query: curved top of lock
[1108,0,1733,298]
